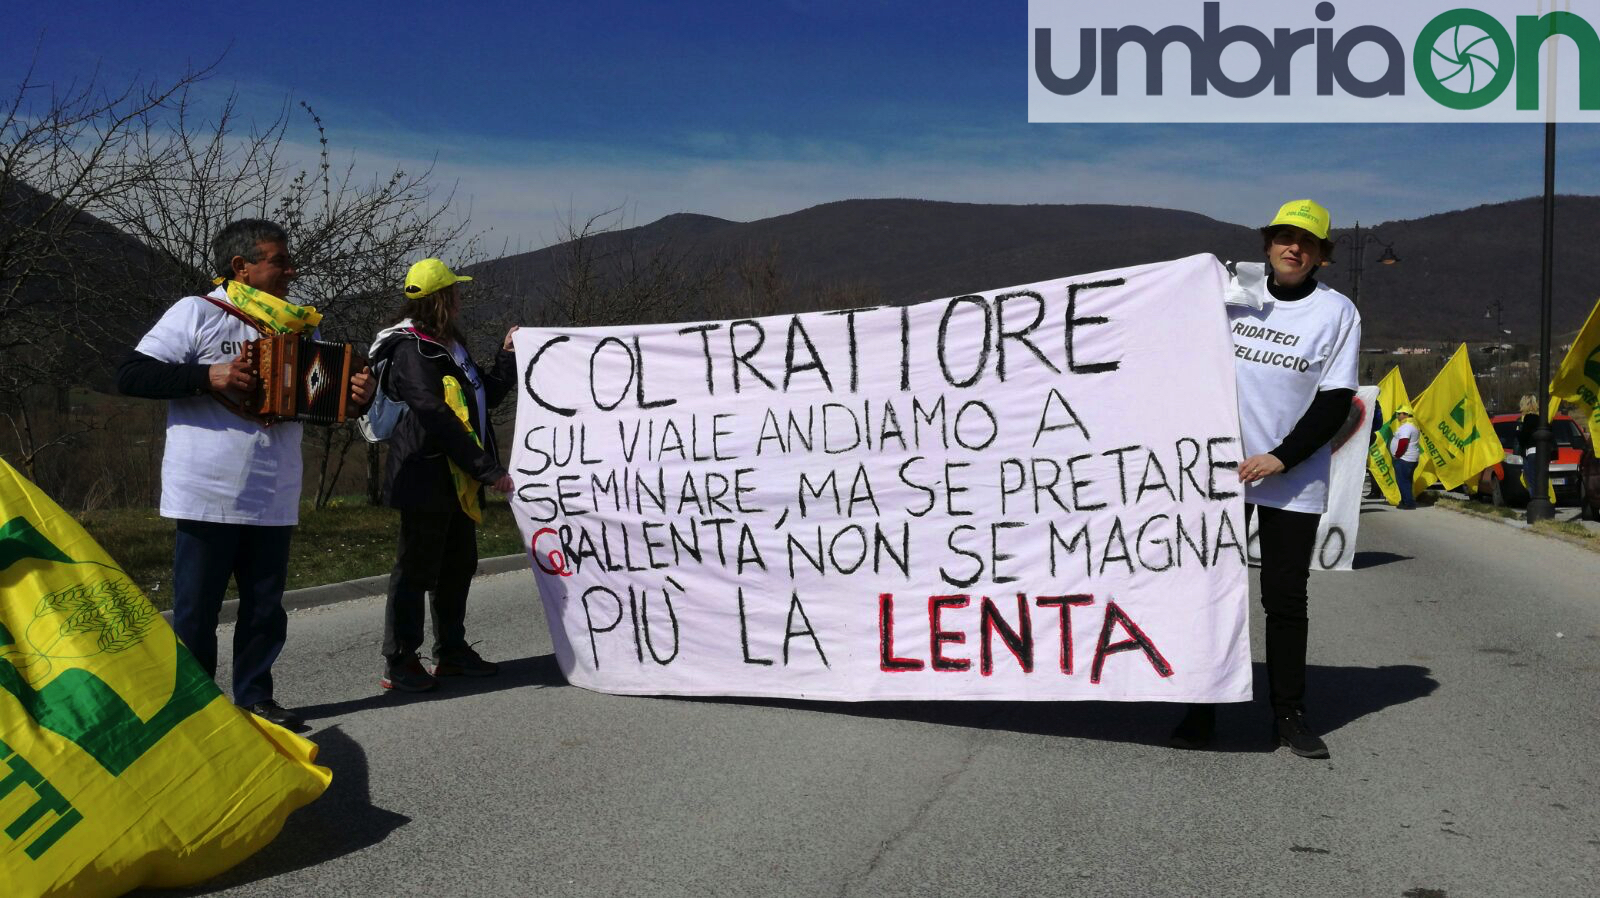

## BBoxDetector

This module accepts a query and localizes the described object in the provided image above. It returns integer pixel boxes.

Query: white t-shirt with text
[1226,271,1362,514]
[135,289,304,525]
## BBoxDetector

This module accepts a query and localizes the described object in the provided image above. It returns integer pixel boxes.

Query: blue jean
[1394,459,1417,508]
[171,519,293,706]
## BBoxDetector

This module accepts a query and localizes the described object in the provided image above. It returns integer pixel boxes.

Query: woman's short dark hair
[212,219,289,279]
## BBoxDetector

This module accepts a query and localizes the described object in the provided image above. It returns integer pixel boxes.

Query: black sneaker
[433,647,498,678]
[381,654,439,692]
[242,699,305,729]
[1168,704,1216,750]
[1274,711,1330,759]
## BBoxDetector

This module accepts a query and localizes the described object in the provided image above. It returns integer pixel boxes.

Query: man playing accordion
[117,218,375,729]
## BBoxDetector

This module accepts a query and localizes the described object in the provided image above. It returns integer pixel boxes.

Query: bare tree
[501,207,730,329]
[729,241,789,319]
[1,59,482,507]
[0,60,222,481]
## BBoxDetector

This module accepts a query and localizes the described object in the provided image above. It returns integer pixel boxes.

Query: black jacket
[375,326,516,511]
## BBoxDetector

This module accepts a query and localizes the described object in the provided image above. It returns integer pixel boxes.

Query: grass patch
[1441,497,1524,521]
[1433,495,1600,552]
[78,497,525,611]
[1533,519,1600,551]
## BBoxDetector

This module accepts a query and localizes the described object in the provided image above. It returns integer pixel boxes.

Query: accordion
[241,334,364,425]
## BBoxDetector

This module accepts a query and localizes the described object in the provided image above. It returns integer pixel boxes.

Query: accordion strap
[203,295,274,334]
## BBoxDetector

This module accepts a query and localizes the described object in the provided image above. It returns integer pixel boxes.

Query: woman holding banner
[1170,200,1361,759]
[368,259,518,693]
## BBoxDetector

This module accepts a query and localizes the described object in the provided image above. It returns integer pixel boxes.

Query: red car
[1475,413,1600,519]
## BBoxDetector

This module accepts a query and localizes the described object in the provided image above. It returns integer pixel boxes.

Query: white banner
[1245,385,1379,572]
[1320,385,1381,571]
[510,254,1252,702]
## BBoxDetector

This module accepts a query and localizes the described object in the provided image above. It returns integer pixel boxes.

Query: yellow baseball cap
[1264,199,1332,241]
[1397,405,1414,416]
[404,258,473,298]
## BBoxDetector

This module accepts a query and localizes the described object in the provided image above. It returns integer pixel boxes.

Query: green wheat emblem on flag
[2,515,219,775]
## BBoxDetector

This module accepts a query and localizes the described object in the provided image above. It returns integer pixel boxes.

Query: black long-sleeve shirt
[116,350,212,399]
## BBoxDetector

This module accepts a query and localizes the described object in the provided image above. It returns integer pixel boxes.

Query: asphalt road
[139,500,1600,898]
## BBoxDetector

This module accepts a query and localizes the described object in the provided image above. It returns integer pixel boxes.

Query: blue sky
[7,1,1600,251]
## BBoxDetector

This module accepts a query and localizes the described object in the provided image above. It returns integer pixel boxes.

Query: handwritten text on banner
[511,253,1251,702]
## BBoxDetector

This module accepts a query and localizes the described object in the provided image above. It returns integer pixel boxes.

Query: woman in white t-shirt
[1171,200,1362,759]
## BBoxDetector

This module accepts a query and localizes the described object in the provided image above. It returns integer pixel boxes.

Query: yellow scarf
[213,278,322,334]
[441,376,483,522]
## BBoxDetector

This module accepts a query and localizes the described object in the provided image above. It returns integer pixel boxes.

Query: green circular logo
[1416,9,1515,110]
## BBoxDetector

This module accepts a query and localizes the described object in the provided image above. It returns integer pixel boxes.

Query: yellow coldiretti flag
[0,460,330,898]
[1408,344,1506,492]
[442,375,483,523]
[1550,295,1600,424]
[1365,367,1411,506]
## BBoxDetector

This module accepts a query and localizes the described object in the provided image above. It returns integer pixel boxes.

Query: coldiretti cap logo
[1267,200,1331,240]
[1029,2,1600,124]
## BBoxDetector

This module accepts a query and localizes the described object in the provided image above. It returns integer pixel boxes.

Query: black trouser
[1251,503,1321,714]
[382,506,478,661]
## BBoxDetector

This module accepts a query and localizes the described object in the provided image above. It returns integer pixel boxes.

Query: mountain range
[468,196,1600,345]
[10,187,1598,356]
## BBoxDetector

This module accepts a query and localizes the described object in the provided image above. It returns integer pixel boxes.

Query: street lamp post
[1324,221,1399,307]
[1526,0,1568,522]
[1526,121,1558,523]
[1485,299,1507,332]
[1485,301,1512,410]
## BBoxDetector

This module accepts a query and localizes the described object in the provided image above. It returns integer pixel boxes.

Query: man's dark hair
[212,219,289,279]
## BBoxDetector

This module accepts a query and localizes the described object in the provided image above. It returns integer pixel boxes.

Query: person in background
[367,259,518,692]
[1171,199,1361,759]
[117,218,374,729]
[1515,393,1553,501]
[1516,393,1541,466]
[1389,406,1420,510]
